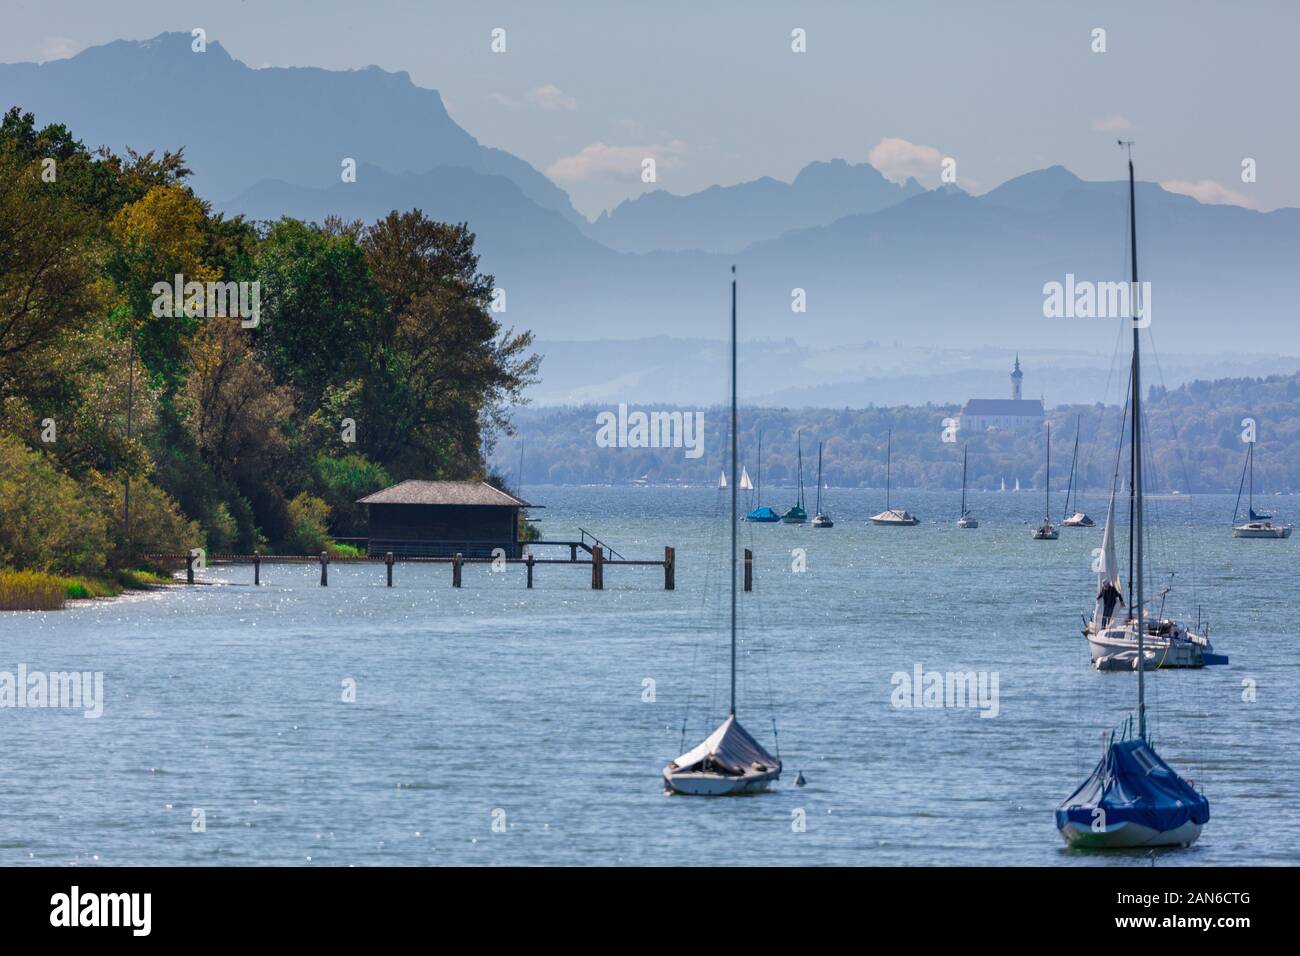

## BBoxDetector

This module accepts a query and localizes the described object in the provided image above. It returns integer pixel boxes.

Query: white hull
[957,516,979,528]
[811,515,833,528]
[1233,522,1292,538]
[663,766,780,796]
[1032,522,1058,539]
[1059,819,1202,849]
[1086,622,1214,669]
[870,509,918,526]
[1062,512,1095,527]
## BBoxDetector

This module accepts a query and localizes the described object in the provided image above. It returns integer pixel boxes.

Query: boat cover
[746,506,780,521]
[1056,738,1209,832]
[669,715,780,775]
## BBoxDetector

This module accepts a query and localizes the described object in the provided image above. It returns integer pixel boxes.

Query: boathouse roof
[357,480,532,508]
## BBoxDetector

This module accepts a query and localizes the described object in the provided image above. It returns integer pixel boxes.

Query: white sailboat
[812,440,834,528]
[1231,439,1292,538]
[664,269,782,797]
[1031,423,1059,539]
[1058,148,1211,848]
[870,430,919,525]
[1061,415,1095,527]
[957,443,978,528]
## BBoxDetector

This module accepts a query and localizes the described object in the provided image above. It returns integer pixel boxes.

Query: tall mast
[885,430,892,510]
[961,443,968,516]
[1063,416,1079,519]
[1248,440,1254,515]
[730,266,738,717]
[1045,422,1051,521]
[815,441,823,514]
[796,430,804,508]
[1125,146,1147,741]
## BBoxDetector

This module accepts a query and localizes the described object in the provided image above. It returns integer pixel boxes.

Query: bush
[283,492,333,554]
[0,434,109,574]
[86,472,202,563]
[311,453,389,537]
[0,569,67,610]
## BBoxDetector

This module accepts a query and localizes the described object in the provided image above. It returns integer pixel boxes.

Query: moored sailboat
[812,440,833,528]
[1231,439,1292,538]
[1031,423,1059,539]
[664,269,782,797]
[744,433,780,522]
[781,430,808,523]
[869,430,919,525]
[1058,149,1211,848]
[1061,415,1094,527]
[957,443,978,528]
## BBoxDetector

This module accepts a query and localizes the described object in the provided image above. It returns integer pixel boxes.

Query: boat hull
[1058,819,1203,849]
[1062,513,1095,527]
[870,509,919,526]
[663,766,780,796]
[811,515,833,528]
[1085,624,1219,669]
[1233,523,1292,538]
[1031,524,1059,539]
[957,517,979,528]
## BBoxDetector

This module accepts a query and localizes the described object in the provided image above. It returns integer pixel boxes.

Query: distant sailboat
[1231,439,1292,538]
[781,430,808,523]
[1000,477,1006,493]
[665,269,782,796]
[1014,478,1021,492]
[870,430,919,525]
[812,440,834,528]
[1032,423,1059,539]
[1058,150,1211,847]
[1061,414,1095,527]
[745,433,780,522]
[957,443,978,528]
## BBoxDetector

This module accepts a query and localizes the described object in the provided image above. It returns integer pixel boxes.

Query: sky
[3,0,1297,218]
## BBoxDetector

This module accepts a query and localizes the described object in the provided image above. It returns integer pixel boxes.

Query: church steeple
[1011,354,1023,401]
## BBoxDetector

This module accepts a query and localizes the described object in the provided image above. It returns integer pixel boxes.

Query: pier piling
[744,548,753,592]
[592,546,604,589]
[186,551,195,585]
[385,552,394,587]
[319,551,329,586]
[526,553,535,589]
[665,546,676,590]
[452,553,463,588]
[253,551,261,586]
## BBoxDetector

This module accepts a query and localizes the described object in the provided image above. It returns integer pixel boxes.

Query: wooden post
[253,551,261,586]
[569,544,578,562]
[744,548,753,592]
[186,551,195,585]
[592,545,603,589]
[320,551,329,586]
[665,546,676,591]
[452,553,463,588]
[385,552,394,587]
[526,553,535,589]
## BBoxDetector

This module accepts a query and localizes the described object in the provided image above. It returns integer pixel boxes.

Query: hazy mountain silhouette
[583,159,926,252]
[0,32,580,223]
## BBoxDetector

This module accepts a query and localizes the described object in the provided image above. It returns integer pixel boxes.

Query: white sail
[718,469,727,488]
[1091,484,1122,630]
[739,466,753,490]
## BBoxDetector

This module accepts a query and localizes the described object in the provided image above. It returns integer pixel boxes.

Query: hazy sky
[4,0,1297,217]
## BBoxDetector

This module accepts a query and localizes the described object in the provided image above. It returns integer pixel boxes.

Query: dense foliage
[0,108,538,574]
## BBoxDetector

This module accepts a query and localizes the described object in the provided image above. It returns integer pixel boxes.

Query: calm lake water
[2,485,1296,866]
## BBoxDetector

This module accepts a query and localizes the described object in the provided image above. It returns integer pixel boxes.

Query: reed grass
[0,567,171,611]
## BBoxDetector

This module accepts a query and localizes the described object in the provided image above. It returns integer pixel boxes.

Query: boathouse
[358,480,532,558]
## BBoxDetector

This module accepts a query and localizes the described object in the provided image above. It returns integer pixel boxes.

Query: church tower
[1011,354,1023,401]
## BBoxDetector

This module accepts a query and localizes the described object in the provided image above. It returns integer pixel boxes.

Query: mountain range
[4,32,1299,394]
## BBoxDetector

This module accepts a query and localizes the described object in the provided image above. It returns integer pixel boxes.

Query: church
[959,356,1045,432]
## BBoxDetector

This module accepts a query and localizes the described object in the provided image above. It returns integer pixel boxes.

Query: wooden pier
[148,546,680,591]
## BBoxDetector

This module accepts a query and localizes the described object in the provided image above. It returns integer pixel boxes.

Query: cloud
[1160,179,1257,209]
[489,84,577,111]
[40,37,78,62]
[867,137,944,184]
[1091,114,1131,131]
[546,141,687,182]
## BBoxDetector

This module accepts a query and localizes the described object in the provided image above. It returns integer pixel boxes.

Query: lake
[2,485,1296,866]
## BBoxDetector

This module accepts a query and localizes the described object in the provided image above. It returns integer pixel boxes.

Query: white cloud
[39,37,78,62]
[489,84,577,111]
[867,137,944,184]
[528,84,576,111]
[1091,114,1132,131]
[1160,179,1257,209]
[546,141,687,182]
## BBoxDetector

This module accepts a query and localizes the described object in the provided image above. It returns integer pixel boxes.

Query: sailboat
[1031,423,1059,539]
[1231,439,1292,538]
[781,430,808,523]
[1014,478,1021,492]
[744,433,780,522]
[869,430,919,525]
[664,269,783,796]
[1061,415,1095,527]
[812,440,834,528]
[957,443,978,528]
[1000,477,1006,493]
[1057,149,1211,848]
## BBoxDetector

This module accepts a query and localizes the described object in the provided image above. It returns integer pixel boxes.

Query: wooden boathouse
[358,480,533,558]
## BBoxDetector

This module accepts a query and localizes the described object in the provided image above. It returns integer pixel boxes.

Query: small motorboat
[871,508,919,526]
[1063,511,1095,527]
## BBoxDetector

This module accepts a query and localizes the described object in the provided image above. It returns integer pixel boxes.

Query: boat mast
[1063,416,1079,520]
[796,430,804,508]
[730,266,738,717]
[961,443,968,516]
[1124,145,1147,741]
[885,429,892,511]
[815,441,824,514]
[1045,422,1051,521]
[1248,440,1254,517]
